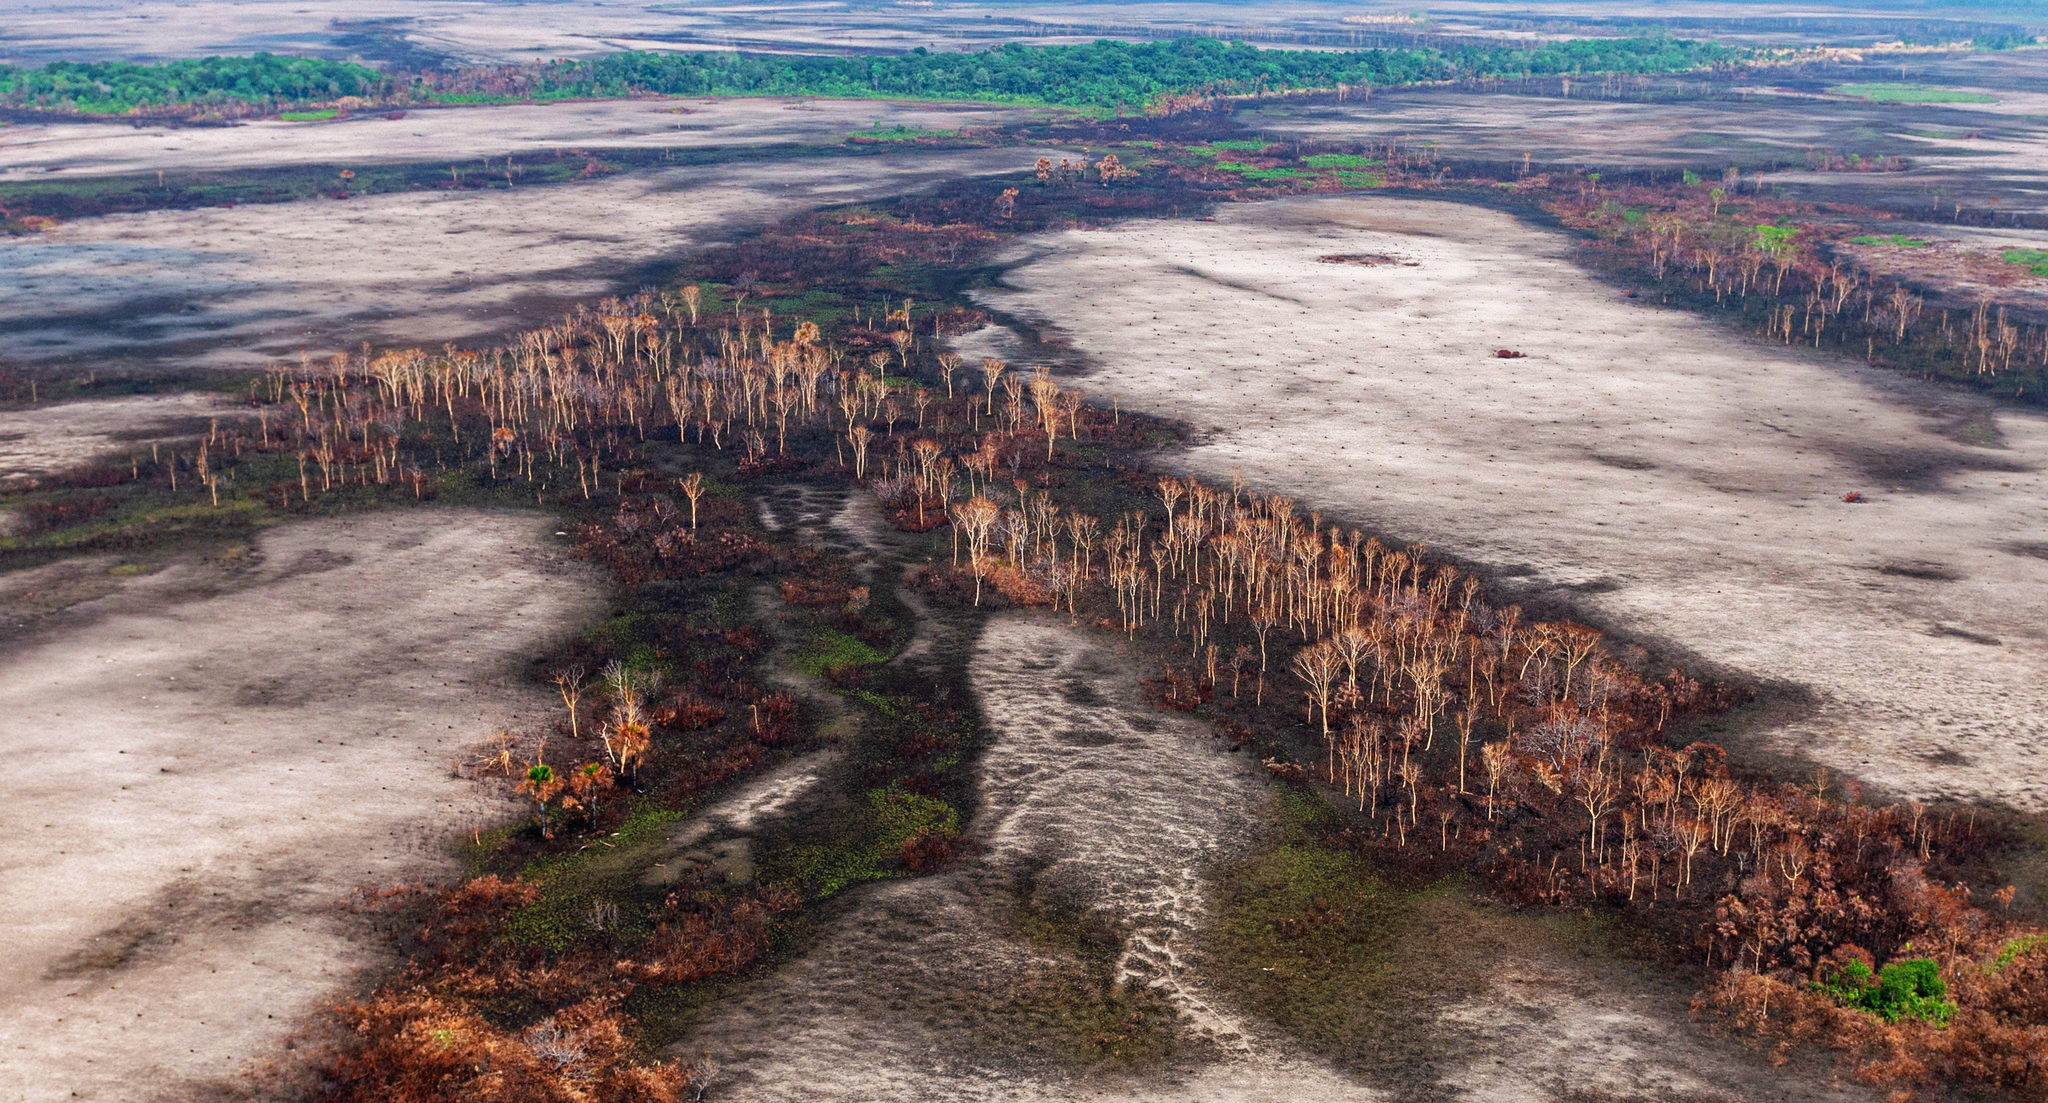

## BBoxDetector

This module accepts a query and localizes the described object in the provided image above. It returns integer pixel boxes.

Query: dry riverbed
[0,508,598,1103]
[672,612,1867,1102]
[966,194,2048,810]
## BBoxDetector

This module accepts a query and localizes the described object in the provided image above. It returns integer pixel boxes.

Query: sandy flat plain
[0,98,1048,180]
[1244,74,2048,215]
[967,195,2048,809]
[0,391,249,484]
[0,146,1057,374]
[0,508,598,1103]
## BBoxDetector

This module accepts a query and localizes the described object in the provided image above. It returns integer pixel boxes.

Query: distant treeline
[440,36,1746,111]
[0,53,388,114]
[0,36,1743,117]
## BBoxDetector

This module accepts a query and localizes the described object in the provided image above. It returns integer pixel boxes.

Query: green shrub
[1815,958,1956,1026]
[1753,223,1800,254]
[2001,247,2048,277]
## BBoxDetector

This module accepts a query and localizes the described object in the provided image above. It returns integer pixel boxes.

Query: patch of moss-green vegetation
[1814,957,1957,1025]
[2002,247,2048,277]
[866,786,956,857]
[761,288,851,326]
[1301,152,1381,169]
[849,124,961,141]
[507,800,684,952]
[1335,170,1384,188]
[1992,933,2047,973]
[277,108,339,121]
[756,786,952,895]
[1206,787,1413,1045]
[1240,166,1318,182]
[1203,784,1667,1086]
[1192,139,1272,156]
[1851,234,1933,247]
[1833,82,1997,104]
[792,627,887,677]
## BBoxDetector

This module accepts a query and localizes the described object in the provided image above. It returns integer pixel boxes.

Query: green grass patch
[1850,233,1933,247]
[849,124,959,141]
[865,786,957,860]
[507,800,683,952]
[2002,247,2048,277]
[276,108,339,122]
[1241,167,1317,182]
[1189,141,1270,158]
[1992,933,2047,972]
[1206,786,1412,1045]
[790,627,888,676]
[762,287,851,327]
[1300,152,1381,169]
[1833,82,1997,104]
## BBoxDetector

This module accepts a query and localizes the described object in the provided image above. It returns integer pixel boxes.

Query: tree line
[0,35,1742,117]
[0,52,385,114]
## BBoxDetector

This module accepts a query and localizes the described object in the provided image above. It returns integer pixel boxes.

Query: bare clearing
[0,508,599,1103]
[0,98,1045,180]
[0,147,1057,374]
[0,391,247,484]
[967,195,2048,809]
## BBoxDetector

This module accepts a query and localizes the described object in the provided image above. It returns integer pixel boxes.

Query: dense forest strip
[0,35,1743,117]
[0,53,385,115]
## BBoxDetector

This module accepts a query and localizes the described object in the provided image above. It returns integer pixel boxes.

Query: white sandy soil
[674,612,1868,1101]
[0,98,1044,180]
[1246,81,2048,215]
[672,613,1382,1101]
[0,391,248,484]
[0,508,599,1103]
[0,147,1057,373]
[967,195,2048,809]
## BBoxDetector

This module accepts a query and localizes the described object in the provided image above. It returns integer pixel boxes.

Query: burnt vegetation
[8,68,2048,1101]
